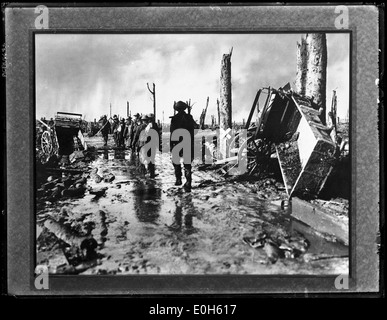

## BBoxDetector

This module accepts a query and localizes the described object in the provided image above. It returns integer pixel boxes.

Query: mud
[36,135,348,275]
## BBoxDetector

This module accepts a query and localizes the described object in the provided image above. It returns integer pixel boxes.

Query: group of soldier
[100,113,160,149]
[98,101,198,192]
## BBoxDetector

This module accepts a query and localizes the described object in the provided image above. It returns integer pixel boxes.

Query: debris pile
[36,147,112,204]
[243,229,310,263]
[37,206,109,274]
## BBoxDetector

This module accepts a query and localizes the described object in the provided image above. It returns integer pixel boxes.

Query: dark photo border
[4,4,381,295]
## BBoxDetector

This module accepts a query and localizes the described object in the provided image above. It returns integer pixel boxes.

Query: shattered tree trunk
[216,99,220,127]
[199,97,209,130]
[219,49,233,158]
[296,33,327,125]
[147,83,156,119]
[295,37,308,96]
[327,90,338,143]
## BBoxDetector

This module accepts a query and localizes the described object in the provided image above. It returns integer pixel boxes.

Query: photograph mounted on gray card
[34,32,350,276]
[4,4,380,295]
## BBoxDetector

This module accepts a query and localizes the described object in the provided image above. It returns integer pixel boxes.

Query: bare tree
[220,47,233,130]
[199,97,210,130]
[147,82,156,118]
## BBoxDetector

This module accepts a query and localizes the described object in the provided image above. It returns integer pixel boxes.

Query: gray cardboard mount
[5,5,380,295]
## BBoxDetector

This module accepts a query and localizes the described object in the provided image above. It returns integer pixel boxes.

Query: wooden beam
[245,89,262,129]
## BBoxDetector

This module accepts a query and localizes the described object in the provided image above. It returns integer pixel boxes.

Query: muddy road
[36,134,348,275]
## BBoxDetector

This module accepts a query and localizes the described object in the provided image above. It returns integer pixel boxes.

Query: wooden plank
[245,89,262,129]
[291,197,348,245]
[275,142,302,196]
[214,156,238,165]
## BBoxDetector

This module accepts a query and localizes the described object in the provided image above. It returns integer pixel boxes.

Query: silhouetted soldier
[112,115,119,146]
[170,101,199,191]
[101,115,111,146]
[148,113,162,152]
[129,113,141,151]
[133,114,147,154]
[137,114,150,175]
[123,116,132,149]
[142,113,160,178]
[117,118,126,148]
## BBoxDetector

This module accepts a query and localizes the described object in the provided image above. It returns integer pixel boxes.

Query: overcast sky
[35,33,349,123]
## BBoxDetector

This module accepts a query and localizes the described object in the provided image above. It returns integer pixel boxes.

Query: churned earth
[36,133,349,275]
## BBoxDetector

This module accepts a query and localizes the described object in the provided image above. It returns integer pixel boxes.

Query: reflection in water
[169,194,197,234]
[132,180,161,224]
[289,218,348,257]
[100,149,131,160]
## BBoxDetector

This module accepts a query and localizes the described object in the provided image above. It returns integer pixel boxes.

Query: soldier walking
[112,115,119,146]
[117,118,126,148]
[101,115,111,146]
[143,113,161,178]
[133,114,147,154]
[129,113,141,151]
[170,101,199,192]
[123,116,132,149]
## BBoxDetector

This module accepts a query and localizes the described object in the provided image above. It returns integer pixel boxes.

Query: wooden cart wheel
[41,131,53,156]
[216,132,272,177]
[245,138,272,176]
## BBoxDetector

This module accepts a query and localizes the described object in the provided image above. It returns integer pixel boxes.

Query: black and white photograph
[4,4,381,296]
[35,32,350,275]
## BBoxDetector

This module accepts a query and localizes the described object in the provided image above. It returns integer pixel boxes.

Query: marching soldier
[170,101,199,191]
[144,113,161,178]
[112,115,119,146]
[123,116,132,149]
[117,118,126,148]
[129,113,141,151]
[101,115,111,146]
[133,114,147,154]
[137,114,151,175]
[147,113,162,152]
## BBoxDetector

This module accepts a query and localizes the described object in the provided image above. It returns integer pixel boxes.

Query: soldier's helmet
[134,113,140,118]
[147,113,154,119]
[174,101,188,111]
[141,114,148,120]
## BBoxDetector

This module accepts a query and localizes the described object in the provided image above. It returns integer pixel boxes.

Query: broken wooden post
[199,96,209,130]
[327,90,338,143]
[186,99,192,115]
[202,136,206,164]
[147,82,156,119]
[245,89,262,130]
[216,99,220,127]
[219,47,233,158]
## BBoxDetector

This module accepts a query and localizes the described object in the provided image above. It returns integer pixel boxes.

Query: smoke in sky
[35,33,349,122]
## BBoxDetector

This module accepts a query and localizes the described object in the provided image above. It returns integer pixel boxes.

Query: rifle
[93,117,112,136]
